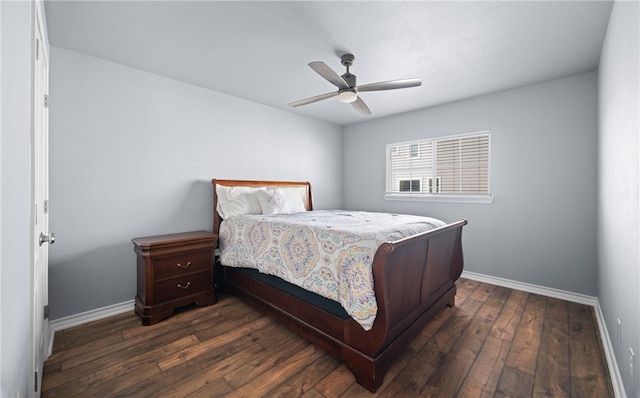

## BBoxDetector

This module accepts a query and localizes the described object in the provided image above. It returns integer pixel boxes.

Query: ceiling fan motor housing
[341,73,356,88]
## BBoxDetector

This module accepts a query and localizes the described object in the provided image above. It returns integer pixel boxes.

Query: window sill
[384,193,494,204]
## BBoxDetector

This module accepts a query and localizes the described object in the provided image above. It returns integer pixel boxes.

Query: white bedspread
[219,210,446,330]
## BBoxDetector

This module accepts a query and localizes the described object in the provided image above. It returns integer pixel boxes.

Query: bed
[212,179,467,392]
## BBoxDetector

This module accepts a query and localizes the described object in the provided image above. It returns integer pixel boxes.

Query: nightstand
[133,230,217,325]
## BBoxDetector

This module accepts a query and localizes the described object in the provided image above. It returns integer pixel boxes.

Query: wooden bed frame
[212,179,467,392]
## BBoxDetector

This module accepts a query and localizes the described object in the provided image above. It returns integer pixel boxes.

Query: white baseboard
[462,271,626,398]
[461,271,599,306]
[47,300,134,357]
[593,299,627,398]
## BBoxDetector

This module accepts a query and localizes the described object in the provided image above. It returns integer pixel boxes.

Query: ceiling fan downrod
[340,53,356,87]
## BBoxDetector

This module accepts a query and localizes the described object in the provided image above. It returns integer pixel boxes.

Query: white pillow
[257,188,292,215]
[216,185,265,219]
[280,186,308,213]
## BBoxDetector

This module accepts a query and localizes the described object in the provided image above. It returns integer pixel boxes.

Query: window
[399,179,421,192]
[409,143,420,158]
[386,131,491,202]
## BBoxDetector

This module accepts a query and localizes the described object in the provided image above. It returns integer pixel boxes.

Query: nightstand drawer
[153,270,212,303]
[153,250,212,280]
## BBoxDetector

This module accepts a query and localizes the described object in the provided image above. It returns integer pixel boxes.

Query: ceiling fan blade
[288,91,338,107]
[356,78,422,92]
[351,97,372,116]
[308,61,350,89]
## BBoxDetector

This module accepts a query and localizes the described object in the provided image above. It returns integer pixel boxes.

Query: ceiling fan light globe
[338,90,358,103]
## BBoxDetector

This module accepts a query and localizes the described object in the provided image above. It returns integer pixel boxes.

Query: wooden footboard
[340,219,466,391]
[343,219,467,357]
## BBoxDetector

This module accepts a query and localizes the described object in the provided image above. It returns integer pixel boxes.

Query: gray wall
[598,1,639,396]
[343,72,598,296]
[0,1,35,395]
[48,47,343,320]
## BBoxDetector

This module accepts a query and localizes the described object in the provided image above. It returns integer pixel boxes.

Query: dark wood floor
[42,278,614,397]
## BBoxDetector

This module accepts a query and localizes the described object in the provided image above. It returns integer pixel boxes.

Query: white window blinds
[386,132,490,196]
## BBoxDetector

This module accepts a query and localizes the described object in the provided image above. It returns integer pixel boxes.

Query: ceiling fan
[289,53,422,116]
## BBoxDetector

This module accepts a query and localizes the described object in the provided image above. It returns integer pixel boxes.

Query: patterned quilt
[218,210,446,330]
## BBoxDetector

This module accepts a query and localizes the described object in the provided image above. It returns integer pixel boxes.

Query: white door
[32,3,51,396]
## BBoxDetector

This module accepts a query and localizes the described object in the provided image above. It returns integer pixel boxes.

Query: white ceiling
[44,1,613,126]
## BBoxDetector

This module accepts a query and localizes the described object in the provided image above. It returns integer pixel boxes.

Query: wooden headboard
[211,179,313,234]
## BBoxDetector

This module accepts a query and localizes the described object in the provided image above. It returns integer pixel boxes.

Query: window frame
[385,130,493,204]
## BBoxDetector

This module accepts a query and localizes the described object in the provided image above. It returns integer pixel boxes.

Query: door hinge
[44,94,49,108]
[36,39,40,61]
[44,305,49,320]
[44,200,49,214]
[34,370,39,392]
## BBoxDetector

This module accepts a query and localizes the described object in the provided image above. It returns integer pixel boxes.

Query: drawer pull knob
[177,261,191,269]
[177,282,191,289]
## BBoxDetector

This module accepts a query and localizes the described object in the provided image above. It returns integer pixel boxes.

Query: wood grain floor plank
[300,388,328,398]
[226,344,324,397]
[184,376,235,398]
[167,334,267,397]
[423,310,496,395]
[313,364,356,396]
[475,284,511,320]
[416,299,483,365]
[505,293,547,376]
[533,298,571,397]
[50,312,136,353]
[455,285,514,397]
[545,296,570,322]
[42,332,198,393]
[115,359,209,397]
[489,288,528,341]
[223,335,310,389]
[371,357,437,397]
[68,360,161,398]
[262,354,341,397]
[568,302,614,397]
[56,313,197,373]
[44,325,126,367]
[495,365,535,398]
[456,335,512,398]
[104,311,286,397]
[534,325,571,396]
[46,334,198,397]
[192,304,265,340]
[158,316,271,372]
[245,321,298,352]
